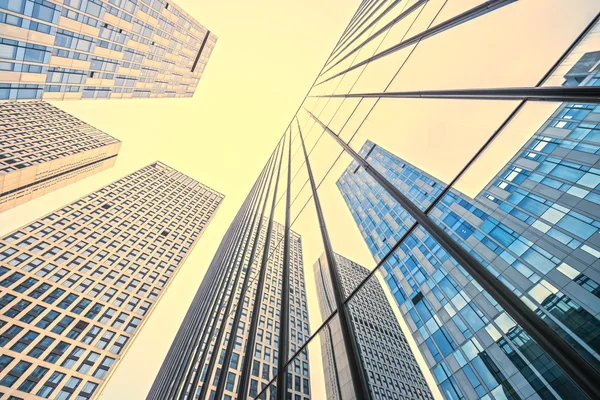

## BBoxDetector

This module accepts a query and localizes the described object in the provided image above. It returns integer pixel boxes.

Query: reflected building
[0,100,121,213]
[0,0,215,101]
[336,50,600,399]
[0,162,222,399]
[149,220,311,400]
[314,252,433,400]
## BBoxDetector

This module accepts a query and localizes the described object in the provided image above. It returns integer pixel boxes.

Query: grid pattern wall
[197,221,311,400]
[336,70,600,399]
[315,253,433,400]
[0,101,118,173]
[0,0,216,101]
[0,100,120,213]
[0,162,223,400]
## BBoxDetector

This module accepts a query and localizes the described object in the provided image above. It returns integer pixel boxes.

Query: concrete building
[148,219,312,400]
[0,162,223,399]
[0,0,216,100]
[314,252,434,400]
[0,100,121,213]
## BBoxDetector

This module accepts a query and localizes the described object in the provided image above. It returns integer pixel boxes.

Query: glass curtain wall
[151,0,600,399]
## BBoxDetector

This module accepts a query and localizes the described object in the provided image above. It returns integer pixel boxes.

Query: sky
[1,0,600,399]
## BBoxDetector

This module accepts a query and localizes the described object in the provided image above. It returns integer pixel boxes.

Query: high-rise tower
[0,0,215,101]
[315,252,433,400]
[0,100,121,213]
[0,162,222,399]
[149,218,311,400]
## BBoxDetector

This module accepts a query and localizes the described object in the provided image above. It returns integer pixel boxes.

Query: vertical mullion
[207,135,286,400]
[237,132,287,400]
[184,143,282,399]
[275,127,293,400]
[297,118,372,400]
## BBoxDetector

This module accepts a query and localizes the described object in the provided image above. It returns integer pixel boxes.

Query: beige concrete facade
[0,100,121,213]
[0,162,223,399]
[0,0,216,101]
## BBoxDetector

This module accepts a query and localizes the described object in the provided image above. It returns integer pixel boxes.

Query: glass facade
[0,100,121,213]
[153,1,600,400]
[0,0,215,101]
[334,30,600,400]
[0,162,222,399]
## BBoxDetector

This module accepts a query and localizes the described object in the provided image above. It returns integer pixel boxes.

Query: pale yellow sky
[1,0,599,399]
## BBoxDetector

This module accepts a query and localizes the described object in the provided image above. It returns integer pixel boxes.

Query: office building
[154,2,600,399]
[0,0,216,101]
[0,100,121,213]
[149,216,311,400]
[336,48,600,399]
[314,252,433,400]
[0,162,223,399]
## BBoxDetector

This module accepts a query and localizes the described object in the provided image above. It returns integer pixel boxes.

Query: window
[10,330,39,353]
[20,305,46,323]
[4,299,31,318]
[0,360,31,388]
[36,371,65,398]
[96,330,115,350]
[77,351,99,374]
[17,366,49,393]
[125,316,140,333]
[61,346,85,369]
[44,341,70,364]
[92,356,114,379]
[0,354,14,373]
[55,376,81,400]
[51,315,74,334]
[67,321,89,340]
[30,282,52,299]
[28,336,55,358]
[43,288,65,304]
[0,325,23,347]
[76,381,98,399]
[36,310,60,329]
[109,335,128,355]
[82,325,101,345]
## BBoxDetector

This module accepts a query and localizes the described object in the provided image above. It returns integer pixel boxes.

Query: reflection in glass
[333,42,600,396]
[315,252,434,400]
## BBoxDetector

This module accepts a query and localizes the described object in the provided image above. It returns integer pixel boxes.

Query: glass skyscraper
[336,48,600,399]
[315,252,433,400]
[0,0,215,100]
[0,100,121,213]
[0,162,222,399]
[150,1,600,399]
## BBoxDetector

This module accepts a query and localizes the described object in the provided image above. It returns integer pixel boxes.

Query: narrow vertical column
[237,133,287,399]
[153,182,255,400]
[275,127,293,400]
[296,118,371,400]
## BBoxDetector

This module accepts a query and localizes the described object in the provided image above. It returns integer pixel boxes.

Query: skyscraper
[335,49,600,399]
[149,218,311,400]
[153,2,600,399]
[0,0,215,101]
[314,252,433,400]
[0,100,121,213]
[0,162,223,399]
[149,134,315,400]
